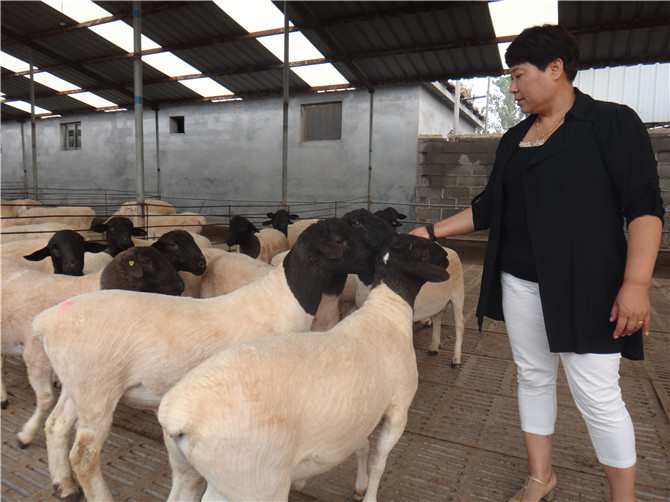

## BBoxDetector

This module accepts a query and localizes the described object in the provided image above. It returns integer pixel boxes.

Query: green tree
[488,75,525,133]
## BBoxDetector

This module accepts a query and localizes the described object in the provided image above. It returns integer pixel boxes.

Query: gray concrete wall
[415,130,670,248]
[1,84,479,217]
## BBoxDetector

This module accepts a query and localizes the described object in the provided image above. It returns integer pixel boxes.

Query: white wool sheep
[0,231,205,441]
[2,205,96,230]
[114,200,206,238]
[157,233,450,501]
[355,245,465,367]
[33,217,383,501]
[0,246,185,444]
[0,222,81,242]
[1,198,41,220]
[198,248,273,298]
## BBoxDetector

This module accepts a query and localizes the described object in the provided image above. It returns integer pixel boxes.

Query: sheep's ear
[289,214,299,221]
[85,242,108,254]
[397,213,407,220]
[266,212,275,219]
[24,246,51,262]
[122,258,145,279]
[262,220,273,227]
[131,227,148,237]
[90,222,107,233]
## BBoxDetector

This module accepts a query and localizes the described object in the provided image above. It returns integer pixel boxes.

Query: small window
[61,122,81,150]
[301,102,342,141]
[170,116,185,134]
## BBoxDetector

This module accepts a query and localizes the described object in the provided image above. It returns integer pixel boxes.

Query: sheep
[374,206,407,229]
[157,233,450,502]
[287,218,321,247]
[1,217,149,274]
[1,198,41,220]
[5,205,96,230]
[263,209,299,237]
[0,232,206,438]
[0,222,78,242]
[113,200,206,238]
[226,214,290,263]
[90,216,148,257]
[2,230,107,276]
[0,245,186,442]
[198,249,273,298]
[355,245,466,368]
[115,199,177,218]
[32,217,387,501]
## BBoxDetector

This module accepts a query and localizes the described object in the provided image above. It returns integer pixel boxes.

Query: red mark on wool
[58,301,74,312]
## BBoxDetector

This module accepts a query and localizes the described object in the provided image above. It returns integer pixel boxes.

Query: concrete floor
[2,261,669,501]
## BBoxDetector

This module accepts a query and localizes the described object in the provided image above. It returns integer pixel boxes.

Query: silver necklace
[519,116,564,147]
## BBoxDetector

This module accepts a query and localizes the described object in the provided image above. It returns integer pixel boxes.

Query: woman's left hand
[610,280,651,338]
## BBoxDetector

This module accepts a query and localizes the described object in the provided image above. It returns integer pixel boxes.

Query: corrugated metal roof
[2,1,669,122]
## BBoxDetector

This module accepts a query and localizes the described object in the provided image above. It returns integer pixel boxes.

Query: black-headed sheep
[157,234,449,501]
[32,217,389,501]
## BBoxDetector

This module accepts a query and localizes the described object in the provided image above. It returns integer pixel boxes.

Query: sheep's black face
[23,229,87,276]
[341,209,397,283]
[263,209,298,237]
[125,247,185,296]
[380,234,449,282]
[152,230,207,275]
[374,234,449,307]
[374,207,407,228]
[226,215,258,247]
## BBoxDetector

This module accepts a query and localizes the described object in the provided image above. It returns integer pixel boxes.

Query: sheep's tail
[31,303,60,345]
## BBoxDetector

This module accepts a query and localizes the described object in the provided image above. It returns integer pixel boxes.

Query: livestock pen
[2,250,669,501]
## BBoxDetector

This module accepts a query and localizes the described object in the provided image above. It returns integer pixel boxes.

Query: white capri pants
[501,272,636,468]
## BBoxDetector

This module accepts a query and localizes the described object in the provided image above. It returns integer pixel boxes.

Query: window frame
[301,101,342,142]
[61,121,81,151]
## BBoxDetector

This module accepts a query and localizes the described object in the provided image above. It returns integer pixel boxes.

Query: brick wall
[415,130,670,248]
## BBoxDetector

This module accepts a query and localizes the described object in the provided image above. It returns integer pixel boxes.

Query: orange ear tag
[129,261,135,266]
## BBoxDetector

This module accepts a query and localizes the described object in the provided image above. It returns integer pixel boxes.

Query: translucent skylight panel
[32,73,80,92]
[68,92,117,108]
[41,0,109,24]
[143,53,202,77]
[179,78,233,98]
[216,0,349,88]
[489,0,558,67]
[3,100,52,115]
[1,52,30,72]
[293,64,349,87]
[258,33,324,62]
[213,0,288,32]
[89,20,161,53]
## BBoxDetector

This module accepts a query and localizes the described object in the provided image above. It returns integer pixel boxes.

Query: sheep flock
[1,199,467,501]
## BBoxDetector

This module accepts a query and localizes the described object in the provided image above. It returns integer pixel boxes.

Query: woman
[412,25,664,502]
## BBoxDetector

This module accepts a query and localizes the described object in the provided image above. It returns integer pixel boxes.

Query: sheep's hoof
[16,438,29,449]
[53,484,80,502]
[428,349,439,356]
[353,491,365,502]
[1,399,7,410]
[450,361,461,369]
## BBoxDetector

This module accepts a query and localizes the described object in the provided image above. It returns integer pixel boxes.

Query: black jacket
[471,89,664,360]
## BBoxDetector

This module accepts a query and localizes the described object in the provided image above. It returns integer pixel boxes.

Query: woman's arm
[610,214,663,338]
[410,207,476,240]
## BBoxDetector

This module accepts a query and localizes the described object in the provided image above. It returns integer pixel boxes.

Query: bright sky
[1,0,558,116]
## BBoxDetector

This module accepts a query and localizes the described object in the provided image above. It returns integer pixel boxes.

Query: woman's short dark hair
[505,24,580,82]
